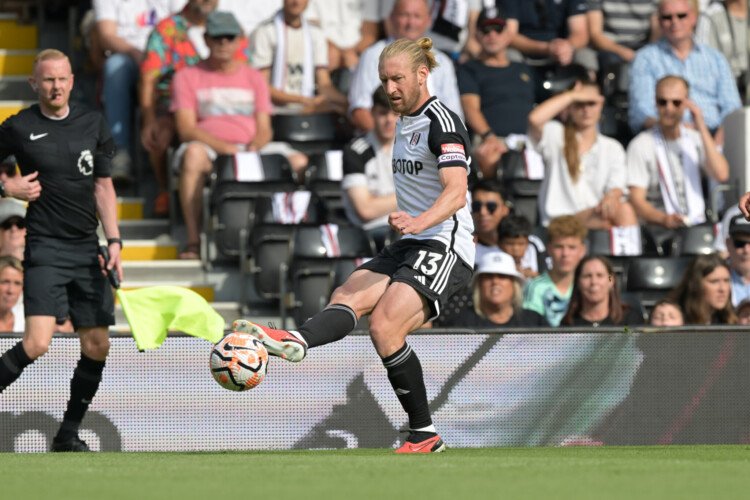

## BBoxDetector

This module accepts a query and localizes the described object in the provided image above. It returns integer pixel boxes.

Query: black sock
[55,354,106,441]
[0,341,33,393]
[382,343,432,430]
[297,304,357,348]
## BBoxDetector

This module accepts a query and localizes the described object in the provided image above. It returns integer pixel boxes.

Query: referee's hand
[3,171,41,201]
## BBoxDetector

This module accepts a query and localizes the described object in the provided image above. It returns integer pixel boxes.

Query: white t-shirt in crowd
[348,38,463,120]
[532,120,628,226]
[220,0,282,38]
[310,0,363,49]
[94,0,185,51]
[626,127,706,214]
[251,16,329,108]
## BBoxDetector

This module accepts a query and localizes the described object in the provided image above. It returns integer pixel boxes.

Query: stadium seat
[305,152,346,222]
[670,223,717,256]
[271,112,347,154]
[288,225,375,326]
[620,292,647,324]
[624,256,691,308]
[208,154,296,261]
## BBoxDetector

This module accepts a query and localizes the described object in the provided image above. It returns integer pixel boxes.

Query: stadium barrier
[1,327,749,452]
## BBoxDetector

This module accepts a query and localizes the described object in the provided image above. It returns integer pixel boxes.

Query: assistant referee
[0,49,122,452]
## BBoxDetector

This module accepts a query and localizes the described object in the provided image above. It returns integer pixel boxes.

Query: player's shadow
[293,373,397,449]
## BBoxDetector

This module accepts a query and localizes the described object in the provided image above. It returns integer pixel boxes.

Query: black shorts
[24,236,115,329]
[358,238,473,321]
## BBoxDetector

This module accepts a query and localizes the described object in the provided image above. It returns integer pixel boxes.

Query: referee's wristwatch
[107,237,123,249]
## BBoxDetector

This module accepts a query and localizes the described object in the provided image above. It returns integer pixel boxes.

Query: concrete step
[0,20,37,50]
[0,99,32,123]
[0,77,35,101]
[122,259,205,282]
[0,49,36,76]
[121,238,178,261]
[114,301,242,330]
[120,219,171,240]
[119,281,215,302]
[117,197,144,221]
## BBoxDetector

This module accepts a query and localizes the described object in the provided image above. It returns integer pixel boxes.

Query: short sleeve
[312,26,329,68]
[604,139,627,191]
[94,113,115,177]
[427,105,472,170]
[250,23,276,70]
[568,0,589,16]
[93,0,116,21]
[626,132,653,189]
[141,24,169,77]
[250,69,273,115]
[170,67,196,113]
[348,44,380,112]
[457,62,480,96]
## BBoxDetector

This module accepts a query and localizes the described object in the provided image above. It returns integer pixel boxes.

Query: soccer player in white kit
[235,37,474,453]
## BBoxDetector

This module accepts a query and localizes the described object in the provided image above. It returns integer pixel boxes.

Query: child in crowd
[497,213,546,279]
[649,299,685,327]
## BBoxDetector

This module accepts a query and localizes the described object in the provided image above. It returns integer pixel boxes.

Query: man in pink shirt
[171,11,273,259]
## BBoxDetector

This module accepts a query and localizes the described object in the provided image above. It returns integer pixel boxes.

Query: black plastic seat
[671,223,716,256]
[625,257,691,308]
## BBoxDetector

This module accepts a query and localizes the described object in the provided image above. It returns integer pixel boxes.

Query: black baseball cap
[477,4,507,30]
[729,214,750,236]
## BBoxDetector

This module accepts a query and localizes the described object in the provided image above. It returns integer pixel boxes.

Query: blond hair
[33,49,70,70]
[0,255,23,275]
[547,215,588,243]
[379,37,439,74]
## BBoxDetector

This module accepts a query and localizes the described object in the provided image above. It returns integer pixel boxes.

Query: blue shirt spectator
[628,0,741,133]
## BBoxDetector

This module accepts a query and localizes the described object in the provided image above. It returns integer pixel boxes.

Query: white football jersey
[392,97,475,267]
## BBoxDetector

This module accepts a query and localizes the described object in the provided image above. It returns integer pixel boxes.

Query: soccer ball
[210,332,269,391]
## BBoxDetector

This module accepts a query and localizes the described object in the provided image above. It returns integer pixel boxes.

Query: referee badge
[409,132,421,146]
[77,149,94,176]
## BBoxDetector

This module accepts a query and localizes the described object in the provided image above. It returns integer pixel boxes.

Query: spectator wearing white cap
[0,199,26,262]
[726,213,750,306]
[439,250,549,327]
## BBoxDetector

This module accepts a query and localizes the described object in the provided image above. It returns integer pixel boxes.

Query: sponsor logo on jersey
[77,149,94,176]
[29,132,48,141]
[438,153,467,164]
[410,132,421,146]
[441,143,464,154]
[392,158,423,175]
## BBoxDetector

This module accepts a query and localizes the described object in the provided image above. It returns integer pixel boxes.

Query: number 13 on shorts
[413,250,444,276]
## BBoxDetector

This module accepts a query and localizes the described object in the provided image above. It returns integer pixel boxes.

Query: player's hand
[389,211,421,235]
[3,171,41,201]
[739,191,750,220]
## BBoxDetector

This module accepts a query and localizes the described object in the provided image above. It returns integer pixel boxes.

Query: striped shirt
[392,96,475,267]
[628,38,742,132]
[587,0,658,49]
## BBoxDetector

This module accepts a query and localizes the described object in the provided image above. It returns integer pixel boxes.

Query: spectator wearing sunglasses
[171,11,274,259]
[458,5,535,178]
[471,180,510,264]
[628,0,741,135]
[725,214,750,307]
[627,75,728,248]
[0,199,26,262]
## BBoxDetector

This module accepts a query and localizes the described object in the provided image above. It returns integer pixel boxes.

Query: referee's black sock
[382,343,433,431]
[296,304,358,348]
[0,341,33,393]
[55,354,106,441]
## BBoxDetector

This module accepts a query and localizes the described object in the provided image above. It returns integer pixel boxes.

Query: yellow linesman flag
[118,285,225,350]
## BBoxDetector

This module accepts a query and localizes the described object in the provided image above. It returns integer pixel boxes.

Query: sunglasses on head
[480,22,506,35]
[656,97,683,107]
[209,34,237,42]
[471,200,499,214]
[0,217,24,230]
[659,12,689,22]
[732,238,750,249]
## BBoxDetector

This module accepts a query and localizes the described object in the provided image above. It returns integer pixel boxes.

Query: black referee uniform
[0,102,116,451]
[0,103,116,325]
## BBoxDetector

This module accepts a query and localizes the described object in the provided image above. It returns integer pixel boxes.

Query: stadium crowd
[3,0,750,330]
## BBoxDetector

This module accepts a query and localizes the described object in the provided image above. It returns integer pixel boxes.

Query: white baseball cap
[0,199,25,225]
[475,250,525,283]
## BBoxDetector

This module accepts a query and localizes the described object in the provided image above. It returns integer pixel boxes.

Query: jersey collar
[406,96,437,117]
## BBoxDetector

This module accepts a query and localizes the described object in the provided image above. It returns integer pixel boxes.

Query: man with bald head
[348,0,463,132]
[628,0,741,135]
[0,49,121,452]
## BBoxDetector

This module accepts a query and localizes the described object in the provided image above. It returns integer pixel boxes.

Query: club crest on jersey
[409,132,421,146]
[77,149,94,176]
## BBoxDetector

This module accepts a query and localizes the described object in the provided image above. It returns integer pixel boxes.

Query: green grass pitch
[2,446,750,500]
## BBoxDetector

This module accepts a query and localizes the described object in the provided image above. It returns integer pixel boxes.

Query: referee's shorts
[24,235,115,329]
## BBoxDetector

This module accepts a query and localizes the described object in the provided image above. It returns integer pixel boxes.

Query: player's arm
[391,167,468,235]
[0,119,41,200]
[94,176,123,281]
